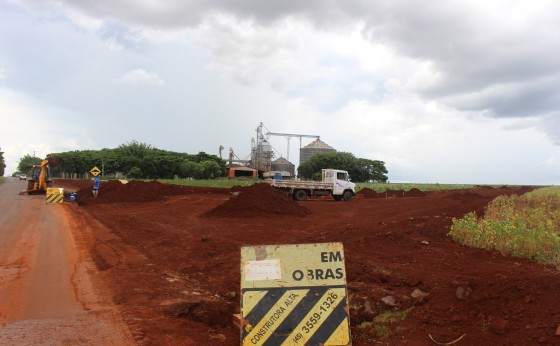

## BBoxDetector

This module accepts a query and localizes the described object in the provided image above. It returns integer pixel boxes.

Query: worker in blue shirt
[92,176,100,198]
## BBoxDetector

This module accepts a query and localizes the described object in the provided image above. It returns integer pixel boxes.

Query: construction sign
[89,166,101,177]
[240,243,351,346]
[46,187,64,204]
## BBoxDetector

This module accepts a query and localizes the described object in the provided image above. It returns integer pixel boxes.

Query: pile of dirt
[204,183,311,218]
[475,185,495,190]
[358,188,427,198]
[76,180,162,205]
[451,191,483,200]
[74,180,228,205]
[516,185,538,195]
[357,188,379,198]
[406,187,427,197]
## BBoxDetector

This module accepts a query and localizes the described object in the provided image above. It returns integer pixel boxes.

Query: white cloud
[2,0,560,184]
[0,88,94,174]
[196,14,311,89]
[116,69,165,87]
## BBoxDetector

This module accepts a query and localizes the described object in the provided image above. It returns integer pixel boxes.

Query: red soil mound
[358,188,426,198]
[205,183,310,218]
[74,180,228,205]
[516,185,538,195]
[357,188,380,198]
[451,191,483,200]
[475,185,495,190]
[405,187,427,197]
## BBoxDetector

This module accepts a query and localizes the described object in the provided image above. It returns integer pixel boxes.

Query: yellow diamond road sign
[240,242,351,346]
[90,166,101,177]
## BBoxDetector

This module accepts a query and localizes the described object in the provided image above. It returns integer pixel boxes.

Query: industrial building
[299,139,336,166]
[226,122,336,179]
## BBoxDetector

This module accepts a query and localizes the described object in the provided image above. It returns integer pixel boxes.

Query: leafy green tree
[48,142,227,179]
[298,152,388,182]
[139,157,157,179]
[180,161,201,178]
[200,160,222,179]
[17,154,43,175]
[298,152,356,180]
[353,158,389,183]
[155,155,183,179]
[127,166,143,179]
[117,140,154,160]
[0,147,5,176]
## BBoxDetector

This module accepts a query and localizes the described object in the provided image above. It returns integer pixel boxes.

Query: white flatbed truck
[269,169,356,201]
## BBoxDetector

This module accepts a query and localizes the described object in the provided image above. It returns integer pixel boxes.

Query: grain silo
[271,157,295,177]
[299,139,336,165]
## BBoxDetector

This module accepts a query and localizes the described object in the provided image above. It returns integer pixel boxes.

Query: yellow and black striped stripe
[46,193,64,204]
[241,285,350,346]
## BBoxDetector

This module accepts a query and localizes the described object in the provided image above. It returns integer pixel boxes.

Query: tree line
[17,141,226,180]
[13,141,388,182]
[298,152,388,183]
[0,147,5,176]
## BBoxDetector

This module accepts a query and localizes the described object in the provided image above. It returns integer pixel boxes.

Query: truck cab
[322,169,356,201]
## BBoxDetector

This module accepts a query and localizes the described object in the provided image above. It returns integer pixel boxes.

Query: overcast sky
[1,0,559,184]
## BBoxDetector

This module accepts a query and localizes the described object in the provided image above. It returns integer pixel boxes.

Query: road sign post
[240,243,351,346]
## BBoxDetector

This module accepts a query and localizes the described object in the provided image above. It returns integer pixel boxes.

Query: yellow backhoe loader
[19,155,59,195]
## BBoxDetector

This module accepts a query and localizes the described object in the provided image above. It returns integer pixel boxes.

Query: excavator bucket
[47,154,60,167]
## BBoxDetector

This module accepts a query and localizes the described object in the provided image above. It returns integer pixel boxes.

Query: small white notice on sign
[245,259,281,281]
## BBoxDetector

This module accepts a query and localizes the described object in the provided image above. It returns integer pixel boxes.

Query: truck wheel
[333,195,343,201]
[294,190,307,201]
[343,190,353,201]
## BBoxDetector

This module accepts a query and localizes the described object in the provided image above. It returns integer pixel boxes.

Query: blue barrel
[274,172,282,180]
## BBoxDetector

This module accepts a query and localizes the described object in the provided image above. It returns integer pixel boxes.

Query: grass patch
[449,186,560,266]
[355,182,478,193]
[159,178,487,192]
[356,307,413,339]
[158,178,257,189]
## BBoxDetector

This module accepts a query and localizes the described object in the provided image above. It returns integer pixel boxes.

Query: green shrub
[449,187,560,266]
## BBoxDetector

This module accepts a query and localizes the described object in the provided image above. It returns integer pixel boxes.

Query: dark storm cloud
[17,1,560,122]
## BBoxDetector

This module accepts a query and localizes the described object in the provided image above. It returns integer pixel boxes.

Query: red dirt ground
[56,179,560,345]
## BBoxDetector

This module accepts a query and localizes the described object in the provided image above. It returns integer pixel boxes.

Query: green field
[355,182,478,192]
[158,178,484,192]
[158,178,256,188]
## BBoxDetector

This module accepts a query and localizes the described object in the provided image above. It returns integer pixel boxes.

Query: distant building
[299,139,336,166]
[271,157,295,177]
[226,165,258,178]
